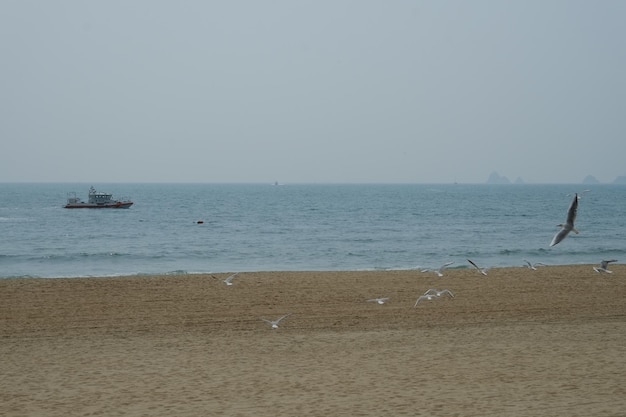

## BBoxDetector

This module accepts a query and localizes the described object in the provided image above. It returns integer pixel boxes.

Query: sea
[0,183,624,279]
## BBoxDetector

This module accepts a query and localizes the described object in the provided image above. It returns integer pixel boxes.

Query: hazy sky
[2,1,625,183]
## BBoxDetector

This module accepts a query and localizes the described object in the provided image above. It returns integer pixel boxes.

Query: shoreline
[2,266,625,416]
[1,261,618,280]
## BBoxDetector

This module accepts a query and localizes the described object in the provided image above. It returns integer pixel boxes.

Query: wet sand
[2,265,626,416]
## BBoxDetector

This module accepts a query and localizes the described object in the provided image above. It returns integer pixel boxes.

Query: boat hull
[64,202,133,209]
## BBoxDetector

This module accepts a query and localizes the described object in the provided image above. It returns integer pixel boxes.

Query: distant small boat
[64,186,133,209]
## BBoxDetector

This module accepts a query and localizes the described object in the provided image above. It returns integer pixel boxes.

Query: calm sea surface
[0,183,624,278]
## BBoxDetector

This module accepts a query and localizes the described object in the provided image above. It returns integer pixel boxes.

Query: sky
[2,1,625,184]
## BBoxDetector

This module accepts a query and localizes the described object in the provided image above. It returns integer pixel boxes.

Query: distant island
[485,171,626,184]
[582,175,599,184]
[486,171,511,184]
[485,172,525,184]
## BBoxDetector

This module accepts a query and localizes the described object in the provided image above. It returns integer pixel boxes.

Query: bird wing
[277,313,292,322]
[599,260,616,269]
[550,229,569,247]
[224,272,238,282]
[565,193,578,226]
[467,259,481,270]
[441,261,454,268]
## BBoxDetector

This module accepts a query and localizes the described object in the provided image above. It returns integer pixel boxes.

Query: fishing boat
[64,186,133,209]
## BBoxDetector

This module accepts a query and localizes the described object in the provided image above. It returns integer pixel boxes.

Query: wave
[0,216,36,223]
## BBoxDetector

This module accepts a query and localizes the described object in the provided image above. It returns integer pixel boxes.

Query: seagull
[467,259,488,276]
[222,272,239,286]
[421,261,454,277]
[367,297,390,304]
[550,193,579,247]
[523,259,546,270]
[414,293,436,307]
[261,313,293,329]
[568,189,591,199]
[593,259,618,273]
[424,288,455,298]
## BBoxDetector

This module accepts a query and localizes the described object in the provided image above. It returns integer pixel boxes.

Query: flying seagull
[421,261,454,277]
[222,272,239,286]
[467,259,488,276]
[424,288,455,298]
[567,189,591,199]
[414,293,436,307]
[550,193,579,247]
[523,259,546,270]
[261,313,293,329]
[367,297,390,305]
[593,259,618,273]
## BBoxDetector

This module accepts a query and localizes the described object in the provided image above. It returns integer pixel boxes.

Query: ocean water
[0,183,624,278]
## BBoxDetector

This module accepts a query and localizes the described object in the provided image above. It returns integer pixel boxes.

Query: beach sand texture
[2,265,626,416]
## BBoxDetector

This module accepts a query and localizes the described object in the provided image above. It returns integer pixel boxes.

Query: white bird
[593,259,617,274]
[568,189,591,199]
[523,259,546,270]
[222,272,239,286]
[414,293,436,307]
[421,261,454,277]
[550,193,579,247]
[367,297,390,304]
[467,259,488,276]
[261,313,293,329]
[424,288,455,298]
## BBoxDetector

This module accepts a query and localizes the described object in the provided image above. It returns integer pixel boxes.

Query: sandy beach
[2,265,626,416]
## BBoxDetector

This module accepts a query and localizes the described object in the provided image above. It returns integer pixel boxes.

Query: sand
[2,265,626,416]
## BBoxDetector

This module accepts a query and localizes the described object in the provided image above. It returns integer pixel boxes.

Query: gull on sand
[421,261,454,277]
[261,313,293,329]
[467,259,489,276]
[550,193,579,247]
[593,259,618,273]
[367,297,390,304]
[523,259,546,270]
